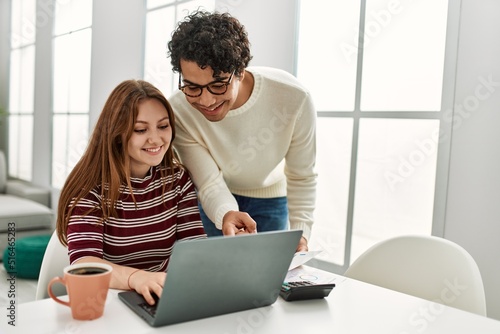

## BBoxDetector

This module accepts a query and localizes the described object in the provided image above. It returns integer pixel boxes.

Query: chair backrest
[35,230,70,300]
[344,235,487,316]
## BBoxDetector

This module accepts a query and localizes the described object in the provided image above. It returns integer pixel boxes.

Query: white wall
[31,0,54,190]
[88,0,145,127]
[215,0,298,74]
[444,0,500,320]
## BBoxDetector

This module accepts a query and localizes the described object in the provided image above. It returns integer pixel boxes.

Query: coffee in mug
[68,267,109,275]
[48,262,112,320]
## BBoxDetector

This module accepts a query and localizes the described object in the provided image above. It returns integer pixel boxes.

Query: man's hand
[296,236,308,252]
[221,211,257,236]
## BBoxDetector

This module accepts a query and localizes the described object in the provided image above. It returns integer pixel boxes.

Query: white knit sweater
[169,66,317,240]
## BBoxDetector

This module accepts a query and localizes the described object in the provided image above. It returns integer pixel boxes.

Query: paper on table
[288,250,322,270]
[286,265,344,285]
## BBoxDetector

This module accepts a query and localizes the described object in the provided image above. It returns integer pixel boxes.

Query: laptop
[118,230,302,327]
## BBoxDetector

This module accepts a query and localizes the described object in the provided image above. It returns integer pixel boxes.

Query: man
[167,10,316,251]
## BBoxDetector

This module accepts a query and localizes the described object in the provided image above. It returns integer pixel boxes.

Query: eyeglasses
[178,71,235,97]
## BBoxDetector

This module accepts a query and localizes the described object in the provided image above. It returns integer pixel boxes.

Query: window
[297,0,452,269]
[8,0,36,180]
[51,0,93,188]
[144,0,215,97]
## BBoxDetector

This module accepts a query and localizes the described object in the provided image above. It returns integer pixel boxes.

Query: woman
[56,79,206,305]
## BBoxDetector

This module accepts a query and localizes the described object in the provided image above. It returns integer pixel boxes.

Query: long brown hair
[56,80,178,246]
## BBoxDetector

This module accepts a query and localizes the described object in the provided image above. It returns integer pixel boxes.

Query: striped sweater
[67,165,206,271]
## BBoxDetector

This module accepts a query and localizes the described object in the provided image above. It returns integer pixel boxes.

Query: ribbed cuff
[290,221,312,242]
[215,203,239,230]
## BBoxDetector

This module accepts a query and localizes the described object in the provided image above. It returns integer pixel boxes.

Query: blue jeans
[199,195,289,236]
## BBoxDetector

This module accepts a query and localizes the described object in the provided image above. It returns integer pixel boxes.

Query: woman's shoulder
[154,164,190,181]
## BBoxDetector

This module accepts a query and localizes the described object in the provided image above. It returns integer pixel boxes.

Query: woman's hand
[127,270,166,305]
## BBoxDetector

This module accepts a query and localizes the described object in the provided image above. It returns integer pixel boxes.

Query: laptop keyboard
[139,302,158,317]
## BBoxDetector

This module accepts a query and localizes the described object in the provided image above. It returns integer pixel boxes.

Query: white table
[4,267,500,334]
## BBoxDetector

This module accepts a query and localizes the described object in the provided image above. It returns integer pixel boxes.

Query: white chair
[35,230,70,300]
[344,235,487,316]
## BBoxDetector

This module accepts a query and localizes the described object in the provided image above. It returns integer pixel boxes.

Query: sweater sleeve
[67,191,105,264]
[284,91,317,241]
[173,119,238,230]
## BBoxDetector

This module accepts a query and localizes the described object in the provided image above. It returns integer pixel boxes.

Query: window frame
[296,0,460,273]
[7,0,36,181]
[50,0,93,189]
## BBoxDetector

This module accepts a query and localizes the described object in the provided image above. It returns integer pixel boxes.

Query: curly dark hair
[167,10,252,77]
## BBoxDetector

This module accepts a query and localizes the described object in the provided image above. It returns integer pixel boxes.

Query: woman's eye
[134,129,146,133]
[159,125,169,130]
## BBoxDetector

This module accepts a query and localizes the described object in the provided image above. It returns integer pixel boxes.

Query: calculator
[279,281,336,301]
